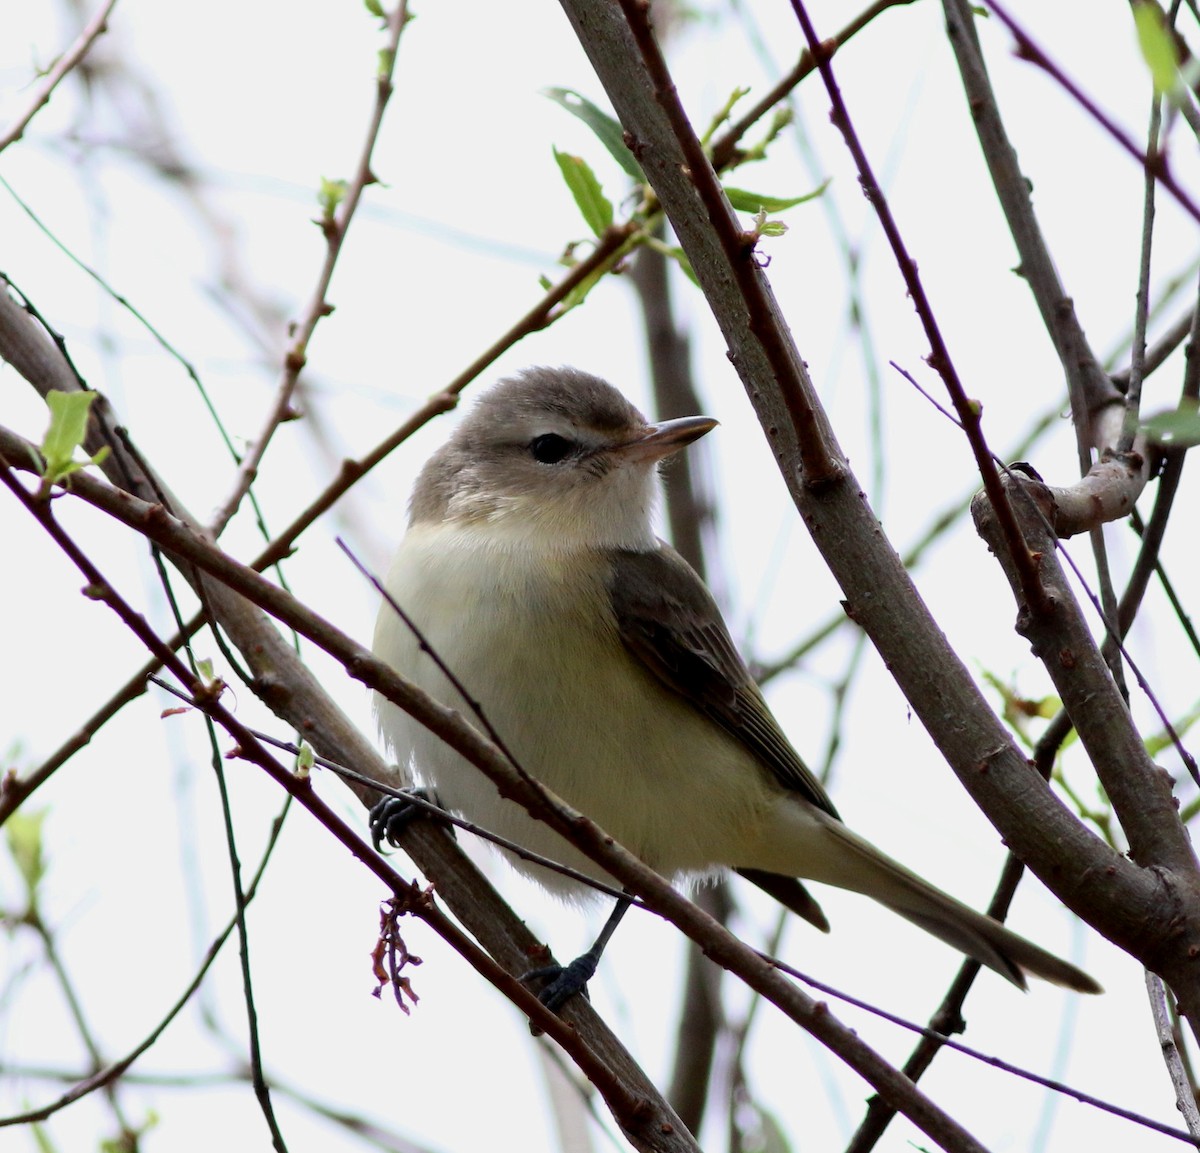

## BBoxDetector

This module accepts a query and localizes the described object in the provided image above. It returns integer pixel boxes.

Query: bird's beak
[615,415,718,464]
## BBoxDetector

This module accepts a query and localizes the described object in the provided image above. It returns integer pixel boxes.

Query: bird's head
[410,367,716,551]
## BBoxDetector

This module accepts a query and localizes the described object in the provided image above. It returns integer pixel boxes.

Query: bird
[371,366,1100,1008]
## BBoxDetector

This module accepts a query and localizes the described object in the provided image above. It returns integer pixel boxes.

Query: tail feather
[826,818,1102,994]
[757,806,1102,994]
[737,868,830,932]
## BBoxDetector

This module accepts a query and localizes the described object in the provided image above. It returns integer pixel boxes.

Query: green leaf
[553,148,614,237]
[544,87,645,181]
[6,809,47,898]
[42,391,94,471]
[39,390,104,486]
[317,176,348,222]
[296,740,315,777]
[363,0,385,17]
[1143,403,1200,448]
[724,180,829,214]
[1134,3,1178,94]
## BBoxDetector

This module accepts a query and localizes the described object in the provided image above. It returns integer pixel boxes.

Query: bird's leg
[369,787,452,851]
[522,894,633,1012]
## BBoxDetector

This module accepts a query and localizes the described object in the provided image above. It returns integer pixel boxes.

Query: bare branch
[1146,971,1200,1140]
[556,0,1146,1016]
[942,0,1119,471]
[208,2,413,536]
[972,475,1200,1024]
[788,0,1047,614]
[0,0,118,154]
[0,429,994,1153]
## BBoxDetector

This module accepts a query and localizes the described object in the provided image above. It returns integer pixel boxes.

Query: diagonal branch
[208,1,413,536]
[0,427,996,1153]
[0,0,119,154]
[555,0,1167,1032]
[0,291,698,1152]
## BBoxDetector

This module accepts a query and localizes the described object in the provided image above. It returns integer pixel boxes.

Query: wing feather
[609,544,840,821]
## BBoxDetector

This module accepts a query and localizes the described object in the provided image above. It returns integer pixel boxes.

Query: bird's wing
[609,543,840,821]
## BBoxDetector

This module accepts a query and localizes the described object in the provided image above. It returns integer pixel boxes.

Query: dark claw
[521,951,599,1012]
[369,788,447,851]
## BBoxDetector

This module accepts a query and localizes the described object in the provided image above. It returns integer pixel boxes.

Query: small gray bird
[372,366,1100,1006]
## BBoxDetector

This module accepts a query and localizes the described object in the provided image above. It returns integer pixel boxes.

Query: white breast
[372,522,773,901]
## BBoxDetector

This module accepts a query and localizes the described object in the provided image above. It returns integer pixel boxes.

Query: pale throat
[435,467,663,554]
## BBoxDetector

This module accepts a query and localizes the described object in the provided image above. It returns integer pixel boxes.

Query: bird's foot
[368,788,447,850]
[521,951,599,1013]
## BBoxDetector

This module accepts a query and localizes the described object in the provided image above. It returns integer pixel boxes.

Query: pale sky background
[1,1,1198,1151]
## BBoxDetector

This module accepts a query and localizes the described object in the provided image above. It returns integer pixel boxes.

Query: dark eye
[529,433,573,464]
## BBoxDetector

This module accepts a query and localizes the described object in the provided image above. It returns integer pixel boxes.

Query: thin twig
[0,778,289,1127]
[776,956,1196,1146]
[985,0,1200,227]
[709,0,919,171]
[1121,95,1163,452]
[1146,970,1200,1139]
[206,714,288,1148]
[26,914,136,1137]
[1110,307,1195,391]
[0,0,118,154]
[790,0,1046,612]
[1,437,996,1153]
[208,1,412,536]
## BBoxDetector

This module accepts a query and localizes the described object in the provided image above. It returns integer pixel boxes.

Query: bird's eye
[529,433,573,464]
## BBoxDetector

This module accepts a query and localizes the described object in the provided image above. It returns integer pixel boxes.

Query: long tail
[766,808,1101,994]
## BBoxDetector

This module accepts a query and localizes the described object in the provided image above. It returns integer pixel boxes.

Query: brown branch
[0,459,695,1150]
[555,0,1161,1040]
[788,0,1047,615]
[0,0,118,154]
[972,476,1200,1021]
[208,1,412,536]
[1,432,999,1153]
[709,0,919,172]
[985,0,1200,228]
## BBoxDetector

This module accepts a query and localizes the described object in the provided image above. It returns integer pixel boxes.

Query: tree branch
[555,0,1164,1032]
[0,0,118,154]
[0,427,995,1153]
